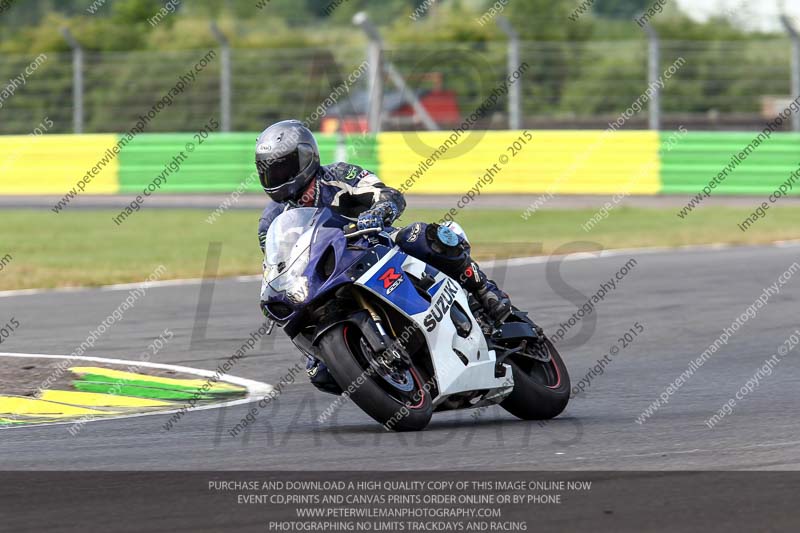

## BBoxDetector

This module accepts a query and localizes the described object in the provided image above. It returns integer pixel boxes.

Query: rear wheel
[318,324,433,431]
[500,337,570,420]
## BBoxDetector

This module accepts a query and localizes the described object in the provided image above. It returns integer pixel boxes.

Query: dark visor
[263,151,301,190]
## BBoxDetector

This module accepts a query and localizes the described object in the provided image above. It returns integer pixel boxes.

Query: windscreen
[263,208,317,292]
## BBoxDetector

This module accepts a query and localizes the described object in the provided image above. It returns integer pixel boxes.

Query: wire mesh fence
[0,39,794,135]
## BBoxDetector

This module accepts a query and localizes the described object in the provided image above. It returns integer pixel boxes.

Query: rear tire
[318,324,433,431]
[500,337,570,420]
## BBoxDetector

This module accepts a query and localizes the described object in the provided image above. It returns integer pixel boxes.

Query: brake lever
[343,224,382,240]
[343,223,359,238]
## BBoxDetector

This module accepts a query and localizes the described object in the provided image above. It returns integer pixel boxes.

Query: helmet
[255,120,320,202]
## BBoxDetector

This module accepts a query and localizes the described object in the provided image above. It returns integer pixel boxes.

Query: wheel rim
[359,337,416,392]
[343,326,427,408]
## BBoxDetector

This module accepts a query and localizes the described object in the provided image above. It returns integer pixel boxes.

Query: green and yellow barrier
[0,130,797,196]
[0,134,119,194]
[659,132,800,195]
[116,133,379,193]
[378,130,661,195]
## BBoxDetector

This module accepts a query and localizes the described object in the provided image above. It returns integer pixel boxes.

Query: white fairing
[356,248,513,408]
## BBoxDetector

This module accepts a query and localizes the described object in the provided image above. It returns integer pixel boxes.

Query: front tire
[500,337,570,420]
[318,324,433,431]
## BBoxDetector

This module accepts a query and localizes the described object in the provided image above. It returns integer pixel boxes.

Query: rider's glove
[356,201,398,231]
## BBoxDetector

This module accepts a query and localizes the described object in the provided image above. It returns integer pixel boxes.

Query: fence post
[211,22,232,132]
[781,15,800,132]
[497,16,521,130]
[61,28,83,134]
[641,20,661,131]
[353,12,384,133]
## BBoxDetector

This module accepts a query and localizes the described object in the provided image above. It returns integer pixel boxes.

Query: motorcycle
[260,207,570,431]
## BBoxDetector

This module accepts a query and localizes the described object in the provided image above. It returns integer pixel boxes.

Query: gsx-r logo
[378,267,403,295]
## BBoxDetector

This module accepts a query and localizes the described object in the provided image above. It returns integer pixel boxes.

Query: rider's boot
[306,357,343,395]
[456,259,512,324]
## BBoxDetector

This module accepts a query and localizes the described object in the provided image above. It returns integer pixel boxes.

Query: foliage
[0,0,775,53]
[592,0,652,19]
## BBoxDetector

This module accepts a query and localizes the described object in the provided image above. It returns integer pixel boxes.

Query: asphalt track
[2,243,800,471]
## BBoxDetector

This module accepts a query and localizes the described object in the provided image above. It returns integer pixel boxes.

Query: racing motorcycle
[261,207,570,431]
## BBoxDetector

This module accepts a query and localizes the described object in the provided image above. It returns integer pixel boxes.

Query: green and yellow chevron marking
[0,396,120,418]
[69,367,245,400]
[69,367,244,392]
[39,390,172,409]
[0,355,258,428]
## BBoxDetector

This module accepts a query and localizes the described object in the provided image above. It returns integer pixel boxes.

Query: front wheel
[500,337,570,420]
[318,324,433,431]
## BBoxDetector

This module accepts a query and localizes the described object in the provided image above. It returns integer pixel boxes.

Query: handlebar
[343,224,383,239]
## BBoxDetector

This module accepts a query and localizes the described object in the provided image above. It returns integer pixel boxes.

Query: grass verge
[1,206,798,290]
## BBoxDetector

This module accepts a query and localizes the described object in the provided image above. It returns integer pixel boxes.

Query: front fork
[352,289,409,367]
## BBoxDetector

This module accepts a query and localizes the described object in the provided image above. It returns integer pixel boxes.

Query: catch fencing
[0,39,795,135]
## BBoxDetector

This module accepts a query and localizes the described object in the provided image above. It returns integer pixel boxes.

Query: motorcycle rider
[256,120,511,393]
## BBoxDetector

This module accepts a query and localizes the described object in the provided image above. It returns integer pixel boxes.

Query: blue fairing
[262,207,432,329]
[362,251,430,316]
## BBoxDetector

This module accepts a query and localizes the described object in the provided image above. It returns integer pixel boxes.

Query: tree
[111,0,169,25]
[508,0,592,41]
[593,0,652,19]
